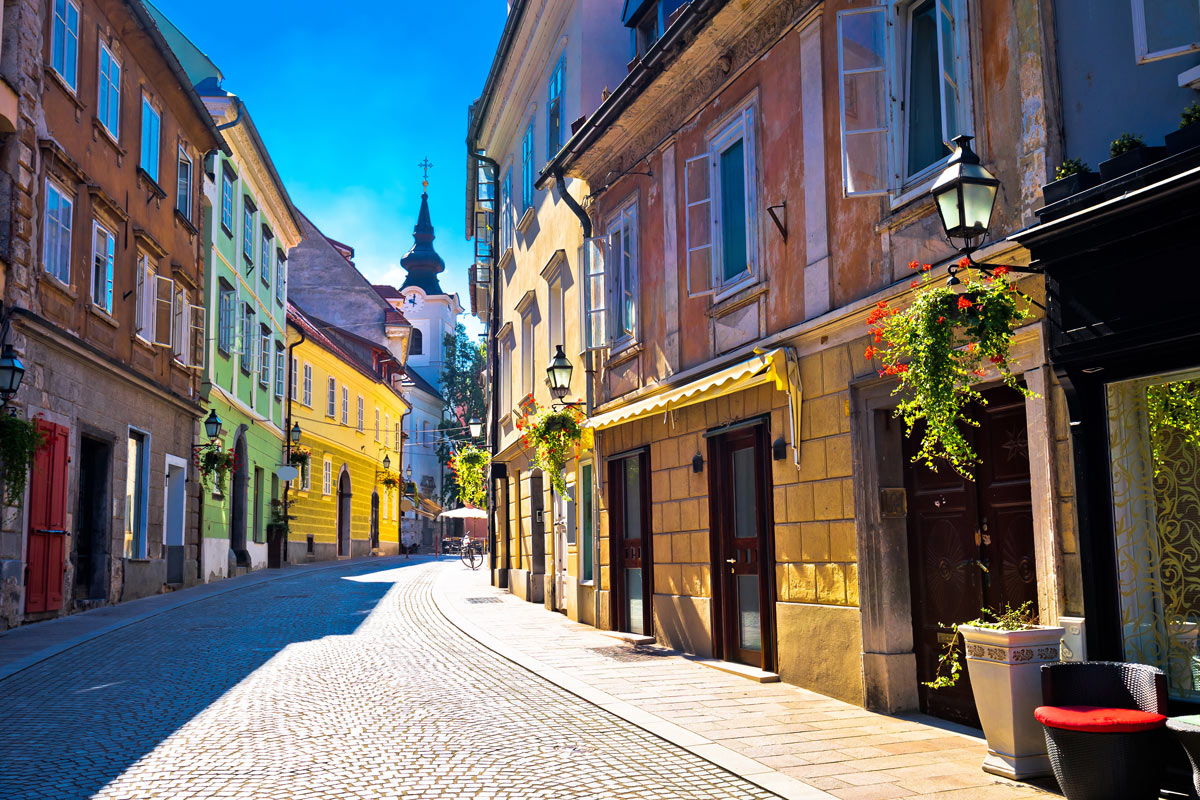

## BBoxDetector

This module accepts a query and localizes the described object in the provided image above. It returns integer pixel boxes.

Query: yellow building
[285,303,410,560]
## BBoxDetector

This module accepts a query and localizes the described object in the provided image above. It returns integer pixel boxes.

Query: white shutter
[837,7,891,197]
[684,153,715,297]
[935,0,960,147]
[172,290,185,361]
[582,236,608,350]
[153,275,174,347]
[135,259,151,338]
[188,304,206,369]
[624,206,638,337]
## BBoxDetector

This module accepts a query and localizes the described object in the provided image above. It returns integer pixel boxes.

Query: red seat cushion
[1035,705,1167,733]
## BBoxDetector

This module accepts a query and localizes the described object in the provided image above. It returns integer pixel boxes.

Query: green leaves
[450,444,490,508]
[0,415,44,506]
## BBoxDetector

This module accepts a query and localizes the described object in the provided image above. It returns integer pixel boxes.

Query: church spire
[400,157,445,295]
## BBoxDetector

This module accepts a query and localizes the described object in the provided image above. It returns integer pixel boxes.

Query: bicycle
[460,539,484,570]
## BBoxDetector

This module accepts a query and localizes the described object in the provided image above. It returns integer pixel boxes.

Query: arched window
[411,328,423,355]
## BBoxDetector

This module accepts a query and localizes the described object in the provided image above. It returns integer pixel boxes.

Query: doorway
[609,451,653,636]
[230,435,250,568]
[164,458,187,584]
[709,424,775,669]
[554,480,574,612]
[905,386,1037,727]
[26,420,69,614]
[337,470,352,557]
[370,490,380,551]
[530,473,546,583]
[74,436,110,601]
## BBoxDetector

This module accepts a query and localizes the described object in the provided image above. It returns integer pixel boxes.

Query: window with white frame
[239,304,254,372]
[1131,0,1200,63]
[582,238,607,351]
[326,377,336,417]
[502,336,515,417]
[51,0,80,91]
[177,147,193,220]
[97,42,120,138]
[607,201,639,342]
[521,120,535,211]
[171,287,203,368]
[322,457,332,495]
[275,251,286,305]
[500,169,514,253]
[342,386,349,425]
[242,199,255,265]
[218,281,235,354]
[683,102,757,298]
[521,314,533,400]
[91,221,115,312]
[304,364,313,407]
[43,181,73,285]
[836,1,972,198]
[384,414,390,446]
[357,395,365,433]
[274,342,285,398]
[547,55,565,157]
[548,274,564,361]
[374,408,380,441]
[136,254,175,348]
[302,458,311,491]
[140,96,161,183]
[261,227,273,287]
[221,167,234,232]
[394,422,401,451]
[290,356,298,399]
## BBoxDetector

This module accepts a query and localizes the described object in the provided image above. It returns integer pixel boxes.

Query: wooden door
[26,420,69,614]
[712,427,773,668]
[906,387,1037,727]
[609,451,652,636]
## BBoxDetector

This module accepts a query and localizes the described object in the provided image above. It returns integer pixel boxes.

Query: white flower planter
[960,624,1064,780]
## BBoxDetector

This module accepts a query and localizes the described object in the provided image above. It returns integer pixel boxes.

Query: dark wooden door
[609,451,652,636]
[27,420,69,614]
[905,387,1037,727]
[712,427,773,668]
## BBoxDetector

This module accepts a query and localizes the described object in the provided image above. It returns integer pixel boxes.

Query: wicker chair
[1035,662,1168,800]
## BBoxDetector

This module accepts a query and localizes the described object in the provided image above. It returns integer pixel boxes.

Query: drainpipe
[284,325,306,565]
[215,99,245,131]
[398,406,411,554]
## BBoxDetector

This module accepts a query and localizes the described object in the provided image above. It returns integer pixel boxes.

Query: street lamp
[547,345,573,401]
[0,343,26,410]
[405,464,413,480]
[468,417,483,438]
[382,454,391,471]
[203,409,222,440]
[931,135,1000,258]
[289,421,302,445]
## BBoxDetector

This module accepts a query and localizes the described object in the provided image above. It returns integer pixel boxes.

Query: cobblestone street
[0,558,782,799]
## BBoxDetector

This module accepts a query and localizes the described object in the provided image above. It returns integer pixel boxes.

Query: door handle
[725,558,737,564]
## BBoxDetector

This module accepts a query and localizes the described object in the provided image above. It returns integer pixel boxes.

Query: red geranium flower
[864,346,878,361]
[957,296,973,310]
[993,265,1010,276]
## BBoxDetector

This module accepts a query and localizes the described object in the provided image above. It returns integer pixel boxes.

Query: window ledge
[92,118,125,156]
[709,279,768,317]
[607,340,642,368]
[497,246,515,272]
[516,206,536,234]
[137,168,167,199]
[44,66,82,109]
[711,274,761,308]
[87,304,119,328]
[175,209,198,235]
[38,272,77,301]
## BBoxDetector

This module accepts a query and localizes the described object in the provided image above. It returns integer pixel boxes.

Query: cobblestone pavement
[0,559,781,799]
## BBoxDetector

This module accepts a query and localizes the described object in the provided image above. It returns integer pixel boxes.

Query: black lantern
[930,135,1000,256]
[382,455,391,471]
[203,409,222,440]
[405,464,413,480]
[0,343,25,406]
[546,345,573,400]
[468,417,483,438]
[289,421,302,445]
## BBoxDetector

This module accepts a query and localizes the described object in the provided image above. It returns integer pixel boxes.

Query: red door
[26,420,69,614]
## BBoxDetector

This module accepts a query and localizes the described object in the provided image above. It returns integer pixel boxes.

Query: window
[1132,0,1200,63]
[290,356,298,400]
[521,314,534,399]
[607,202,638,342]
[97,43,120,138]
[274,342,285,398]
[91,221,115,312]
[304,364,313,407]
[242,199,255,265]
[375,408,380,441]
[43,181,73,285]
[322,457,332,496]
[275,252,286,305]
[125,430,149,559]
[547,55,565,157]
[217,281,235,354]
[140,96,161,183]
[521,119,535,210]
[220,168,234,232]
[239,304,254,373]
[356,395,365,433]
[384,414,390,446]
[684,102,758,296]
[582,238,607,350]
[302,458,311,491]
[135,254,174,347]
[633,3,660,59]
[326,377,336,417]
[580,462,594,582]
[501,336,514,417]
[500,169,514,253]
[548,274,564,361]
[172,287,203,367]
[51,0,80,91]
[342,386,349,425]
[903,0,956,178]
[177,148,193,220]
[261,228,273,286]
[411,328,423,355]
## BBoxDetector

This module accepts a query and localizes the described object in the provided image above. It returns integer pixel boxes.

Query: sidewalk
[434,566,1058,800]
[0,554,424,681]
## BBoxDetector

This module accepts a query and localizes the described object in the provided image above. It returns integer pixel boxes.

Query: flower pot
[1042,171,1100,205]
[1098,146,1165,181]
[1166,123,1200,157]
[960,624,1064,780]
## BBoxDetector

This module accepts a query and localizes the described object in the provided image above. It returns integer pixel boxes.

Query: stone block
[776,523,802,562]
[822,345,851,392]
[825,434,852,478]
[799,353,823,397]
[789,482,815,522]
[842,478,856,518]
[772,485,787,523]
[679,498,700,531]
[795,563,817,602]
[671,467,691,500]
[828,520,857,562]
[672,532,691,562]
[681,563,707,597]
[652,502,664,534]
[816,562,847,605]
[813,480,842,521]
[690,531,708,562]
[662,501,681,532]
[775,602,864,704]
[1059,500,1078,554]
[845,563,860,606]
[801,521,829,562]
[698,499,709,529]
[806,394,841,438]
[653,593,712,656]
[797,439,827,482]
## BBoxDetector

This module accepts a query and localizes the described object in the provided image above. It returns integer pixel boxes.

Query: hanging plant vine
[1146,379,1200,479]
[0,415,45,506]
[516,402,584,496]
[866,258,1034,478]
[379,469,401,502]
[450,444,490,508]
[197,447,237,495]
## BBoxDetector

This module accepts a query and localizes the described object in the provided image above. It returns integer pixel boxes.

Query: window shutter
[624,207,638,337]
[837,7,891,197]
[136,260,149,337]
[741,107,759,274]
[934,0,961,146]
[189,304,206,369]
[583,237,608,350]
[153,275,174,347]
[684,153,715,297]
[172,290,185,360]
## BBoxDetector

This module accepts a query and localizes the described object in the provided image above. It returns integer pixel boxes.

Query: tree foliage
[437,324,487,505]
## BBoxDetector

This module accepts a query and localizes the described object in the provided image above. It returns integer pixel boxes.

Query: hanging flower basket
[0,414,45,506]
[450,444,490,508]
[866,259,1033,478]
[378,469,401,502]
[288,446,311,469]
[198,447,238,495]
[516,402,584,496]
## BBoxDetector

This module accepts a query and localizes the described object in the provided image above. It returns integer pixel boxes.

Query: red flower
[993,265,1010,276]
[957,296,973,310]
[911,280,920,288]
[973,369,986,377]
[922,263,932,272]
[958,256,971,270]
[873,331,883,343]
[936,316,946,324]
[909,260,920,271]
[864,346,878,361]
[990,355,1004,364]
[966,342,977,352]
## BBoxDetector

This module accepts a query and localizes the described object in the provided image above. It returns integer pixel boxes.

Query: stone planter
[1098,146,1165,181]
[960,624,1064,780]
[1042,171,1100,205]
[1166,123,1200,157]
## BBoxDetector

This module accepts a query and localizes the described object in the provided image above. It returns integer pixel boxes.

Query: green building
[148,6,303,578]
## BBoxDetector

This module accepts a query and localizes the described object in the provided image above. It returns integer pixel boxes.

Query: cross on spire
[419,157,433,192]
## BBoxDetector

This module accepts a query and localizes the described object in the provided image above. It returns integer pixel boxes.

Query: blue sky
[150,0,507,335]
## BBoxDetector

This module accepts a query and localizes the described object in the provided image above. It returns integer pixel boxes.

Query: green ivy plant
[866,259,1034,479]
[516,402,584,496]
[1146,380,1200,479]
[924,602,1036,690]
[450,444,490,508]
[0,414,45,505]
[1110,133,1145,157]
[198,447,237,495]
[1054,158,1090,180]
[1181,102,1200,129]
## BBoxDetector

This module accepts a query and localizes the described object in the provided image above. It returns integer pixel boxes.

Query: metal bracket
[766,202,787,240]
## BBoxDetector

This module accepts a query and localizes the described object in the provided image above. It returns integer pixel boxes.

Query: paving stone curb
[431,571,836,800]
[0,555,424,682]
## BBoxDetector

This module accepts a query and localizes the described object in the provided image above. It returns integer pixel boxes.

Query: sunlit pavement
[0,558,779,799]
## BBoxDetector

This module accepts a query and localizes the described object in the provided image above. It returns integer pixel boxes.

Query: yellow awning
[587,348,801,452]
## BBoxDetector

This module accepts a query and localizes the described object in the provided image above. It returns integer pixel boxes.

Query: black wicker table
[1167,715,1200,797]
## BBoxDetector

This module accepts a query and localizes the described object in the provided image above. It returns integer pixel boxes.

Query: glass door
[609,451,652,636]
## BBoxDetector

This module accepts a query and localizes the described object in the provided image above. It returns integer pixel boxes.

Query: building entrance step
[691,657,781,683]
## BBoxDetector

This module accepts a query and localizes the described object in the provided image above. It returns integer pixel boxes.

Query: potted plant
[866,259,1034,478]
[0,414,45,505]
[379,469,401,501]
[1166,101,1200,157]
[1042,158,1099,204]
[450,444,490,508]
[515,402,584,495]
[1099,132,1164,180]
[266,499,289,539]
[197,447,237,495]
[288,446,310,470]
[926,603,1065,779]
